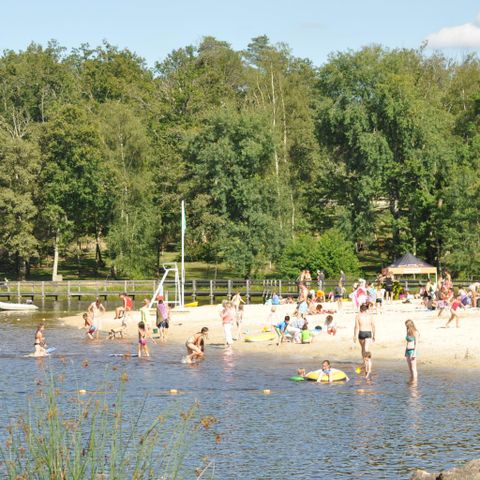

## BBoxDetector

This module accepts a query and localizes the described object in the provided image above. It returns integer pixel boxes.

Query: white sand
[61,300,480,369]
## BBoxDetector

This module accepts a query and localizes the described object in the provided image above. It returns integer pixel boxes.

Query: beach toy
[304,369,348,383]
[169,389,178,395]
[289,376,306,382]
[184,301,198,308]
[262,389,271,394]
[244,332,276,343]
[355,367,362,374]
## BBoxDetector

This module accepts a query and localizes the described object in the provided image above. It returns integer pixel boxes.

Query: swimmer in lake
[185,327,209,364]
[353,303,375,358]
[33,323,47,357]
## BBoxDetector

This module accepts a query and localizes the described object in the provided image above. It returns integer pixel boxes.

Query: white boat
[0,301,38,311]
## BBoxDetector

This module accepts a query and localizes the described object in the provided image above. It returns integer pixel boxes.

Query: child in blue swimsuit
[405,320,418,381]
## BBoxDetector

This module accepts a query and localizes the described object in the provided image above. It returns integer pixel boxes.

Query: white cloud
[426,14,480,48]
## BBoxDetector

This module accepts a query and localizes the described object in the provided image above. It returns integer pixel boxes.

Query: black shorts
[358,331,372,340]
[375,299,382,304]
[384,286,393,293]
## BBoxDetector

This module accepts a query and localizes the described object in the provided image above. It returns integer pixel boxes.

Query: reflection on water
[0,303,478,479]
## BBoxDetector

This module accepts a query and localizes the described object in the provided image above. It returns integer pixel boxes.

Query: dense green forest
[1,37,480,280]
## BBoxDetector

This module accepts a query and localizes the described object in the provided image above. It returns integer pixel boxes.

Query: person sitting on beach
[114,292,133,320]
[185,327,209,363]
[33,323,47,357]
[301,323,313,344]
[446,295,464,328]
[274,316,290,345]
[324,315,336,335]
[353,304,375,358]
[289,312,304,343]
[271,292,281,306]
[82,312,96,340]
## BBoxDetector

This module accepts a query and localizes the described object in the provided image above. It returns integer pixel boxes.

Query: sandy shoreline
[58,299,480,370]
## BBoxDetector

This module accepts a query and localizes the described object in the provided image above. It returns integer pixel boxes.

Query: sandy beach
[59,299,480,370]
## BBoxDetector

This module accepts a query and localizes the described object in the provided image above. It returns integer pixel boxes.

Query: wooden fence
[0,277,467,304]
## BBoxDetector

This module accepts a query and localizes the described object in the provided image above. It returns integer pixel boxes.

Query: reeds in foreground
[0,371,217,479]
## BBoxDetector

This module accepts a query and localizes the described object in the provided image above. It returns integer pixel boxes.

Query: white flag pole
[181,200,185,307]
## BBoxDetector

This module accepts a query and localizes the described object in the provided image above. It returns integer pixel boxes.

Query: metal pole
[181,200,186,307]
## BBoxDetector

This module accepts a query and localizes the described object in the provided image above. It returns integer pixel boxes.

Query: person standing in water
[34,324,47,357]
[221,301,234,348]
[87,297,106,339]
[137,321,154,358]
[353,303,376,358]
[405,320,419,381]
[185,327,209,363]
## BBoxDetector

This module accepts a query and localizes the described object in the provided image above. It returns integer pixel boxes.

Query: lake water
[0,303,478,479]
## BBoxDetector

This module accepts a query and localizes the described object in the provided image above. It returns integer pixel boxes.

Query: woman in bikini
[185,327,209,363]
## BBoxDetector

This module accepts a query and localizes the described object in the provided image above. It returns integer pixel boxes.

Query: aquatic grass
[0,370,217,479]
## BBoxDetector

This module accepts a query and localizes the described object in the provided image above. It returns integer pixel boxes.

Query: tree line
[1,37,479,279]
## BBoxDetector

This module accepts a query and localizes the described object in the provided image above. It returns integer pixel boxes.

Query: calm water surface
[0,302,479,479]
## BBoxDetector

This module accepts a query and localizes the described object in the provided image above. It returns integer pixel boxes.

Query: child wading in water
[446,295,464,328]
[185,327,209,363]
[363,351,372,379]
[405,320,419,381]
[138,321,155,357]
[82,312,96,340]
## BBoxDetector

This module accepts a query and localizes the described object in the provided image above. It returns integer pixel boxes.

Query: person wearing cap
[274,315,290,345]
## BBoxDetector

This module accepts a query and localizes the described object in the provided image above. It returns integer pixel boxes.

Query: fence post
[124,280,127,293]
[209,280,214,305]
[246,279,250,304]
[279,279,282,297]
[192,280,197,301]
[227,280,232,299]
[16,282,20,300]
[67,281,71,298]
[41,281,45,299]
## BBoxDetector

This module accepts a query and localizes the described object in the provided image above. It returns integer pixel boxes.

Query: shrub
[278,229,360,279]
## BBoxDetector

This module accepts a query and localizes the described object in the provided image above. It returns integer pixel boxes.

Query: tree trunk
[52,229,60,281]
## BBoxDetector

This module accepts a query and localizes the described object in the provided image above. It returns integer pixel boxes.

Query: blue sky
[2,0,480,66]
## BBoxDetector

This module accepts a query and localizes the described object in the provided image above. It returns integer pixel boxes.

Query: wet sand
[61,300,480,369]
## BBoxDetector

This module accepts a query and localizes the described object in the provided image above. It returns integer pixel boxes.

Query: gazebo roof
[389,252,435,269]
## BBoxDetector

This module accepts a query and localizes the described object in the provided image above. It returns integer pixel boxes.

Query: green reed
[0,370,217,479]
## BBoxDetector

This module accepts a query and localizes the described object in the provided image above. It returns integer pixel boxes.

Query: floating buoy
[355,368,361,374]
[263,389,271,394]
[78,389,87,395]
[169,389,178,395]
